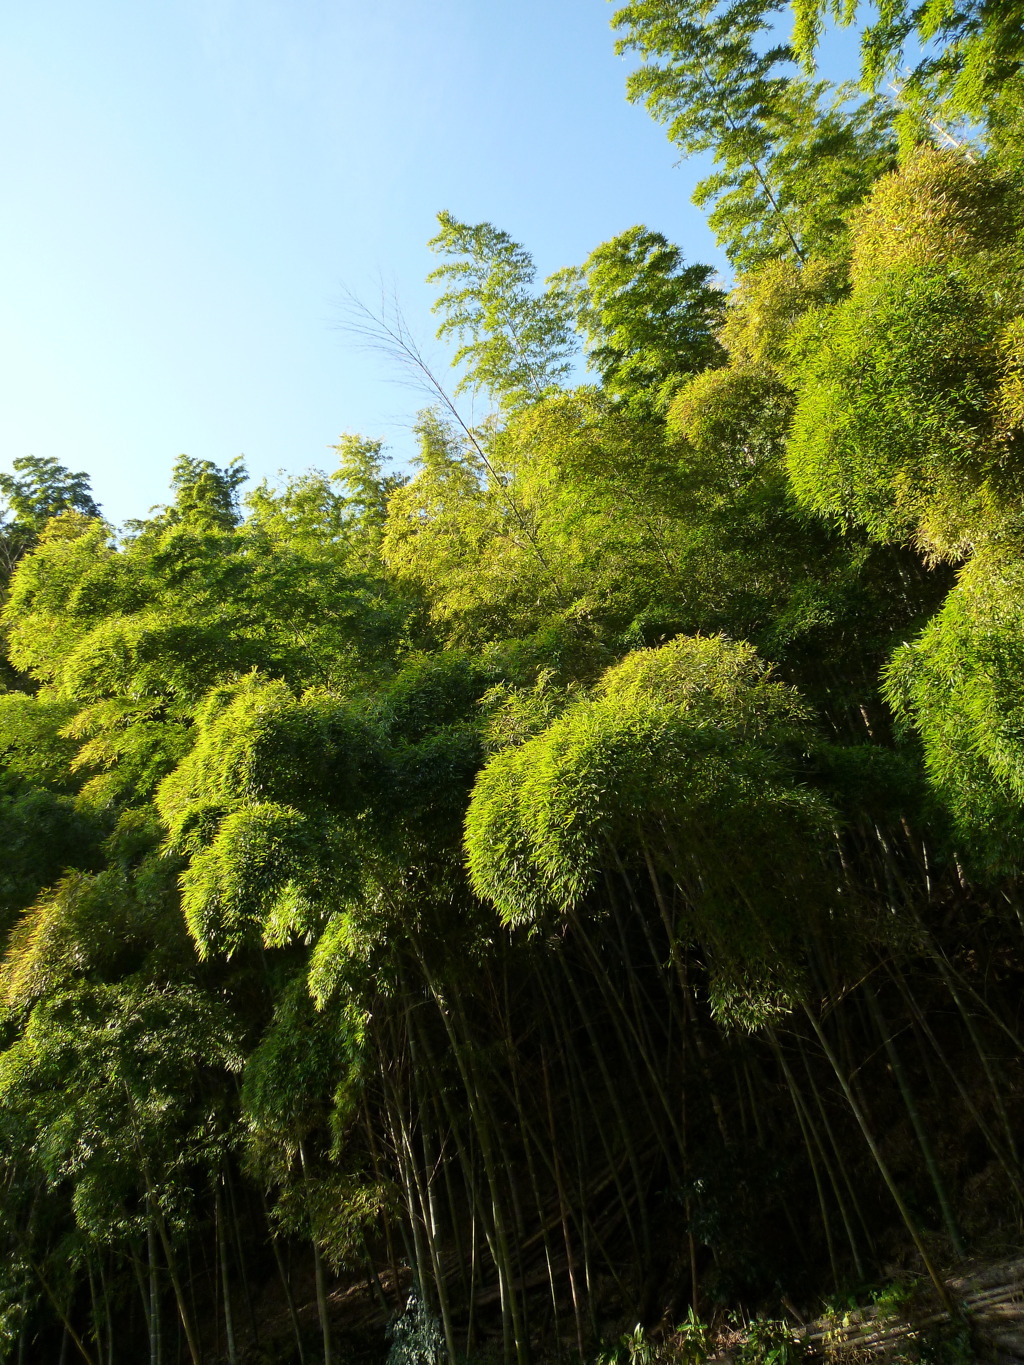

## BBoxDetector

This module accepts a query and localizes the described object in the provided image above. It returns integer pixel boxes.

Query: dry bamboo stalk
[706,1256,1024,1362]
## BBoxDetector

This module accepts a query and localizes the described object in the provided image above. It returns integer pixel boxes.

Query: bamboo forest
[3,0,1024,1360]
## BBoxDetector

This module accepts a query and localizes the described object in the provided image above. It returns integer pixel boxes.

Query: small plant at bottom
[626,1323,658,1365]
[595,1323,656,1365]
[869,1280,919,1320]
[595,1313,716,1365]
[737,1317,806,1365]
[673,1307,715,1364]
[386,1293,446,1365]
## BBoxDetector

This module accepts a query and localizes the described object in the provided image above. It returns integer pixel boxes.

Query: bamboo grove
[2,0,1024,1360]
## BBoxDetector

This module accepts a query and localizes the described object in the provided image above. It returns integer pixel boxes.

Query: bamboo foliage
[0,25,1023,1361]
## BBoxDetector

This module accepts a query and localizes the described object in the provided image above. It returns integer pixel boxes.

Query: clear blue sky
[0,0,859,526]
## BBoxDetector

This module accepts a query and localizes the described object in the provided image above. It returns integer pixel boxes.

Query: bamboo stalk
[802,1002,955,1313]
[298,1140,333,1365]
[864,981,967,1259]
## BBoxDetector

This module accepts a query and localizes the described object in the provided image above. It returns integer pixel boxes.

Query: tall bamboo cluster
[2,10,1024,1358]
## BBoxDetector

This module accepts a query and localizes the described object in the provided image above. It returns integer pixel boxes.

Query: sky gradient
[0,0,855,525]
